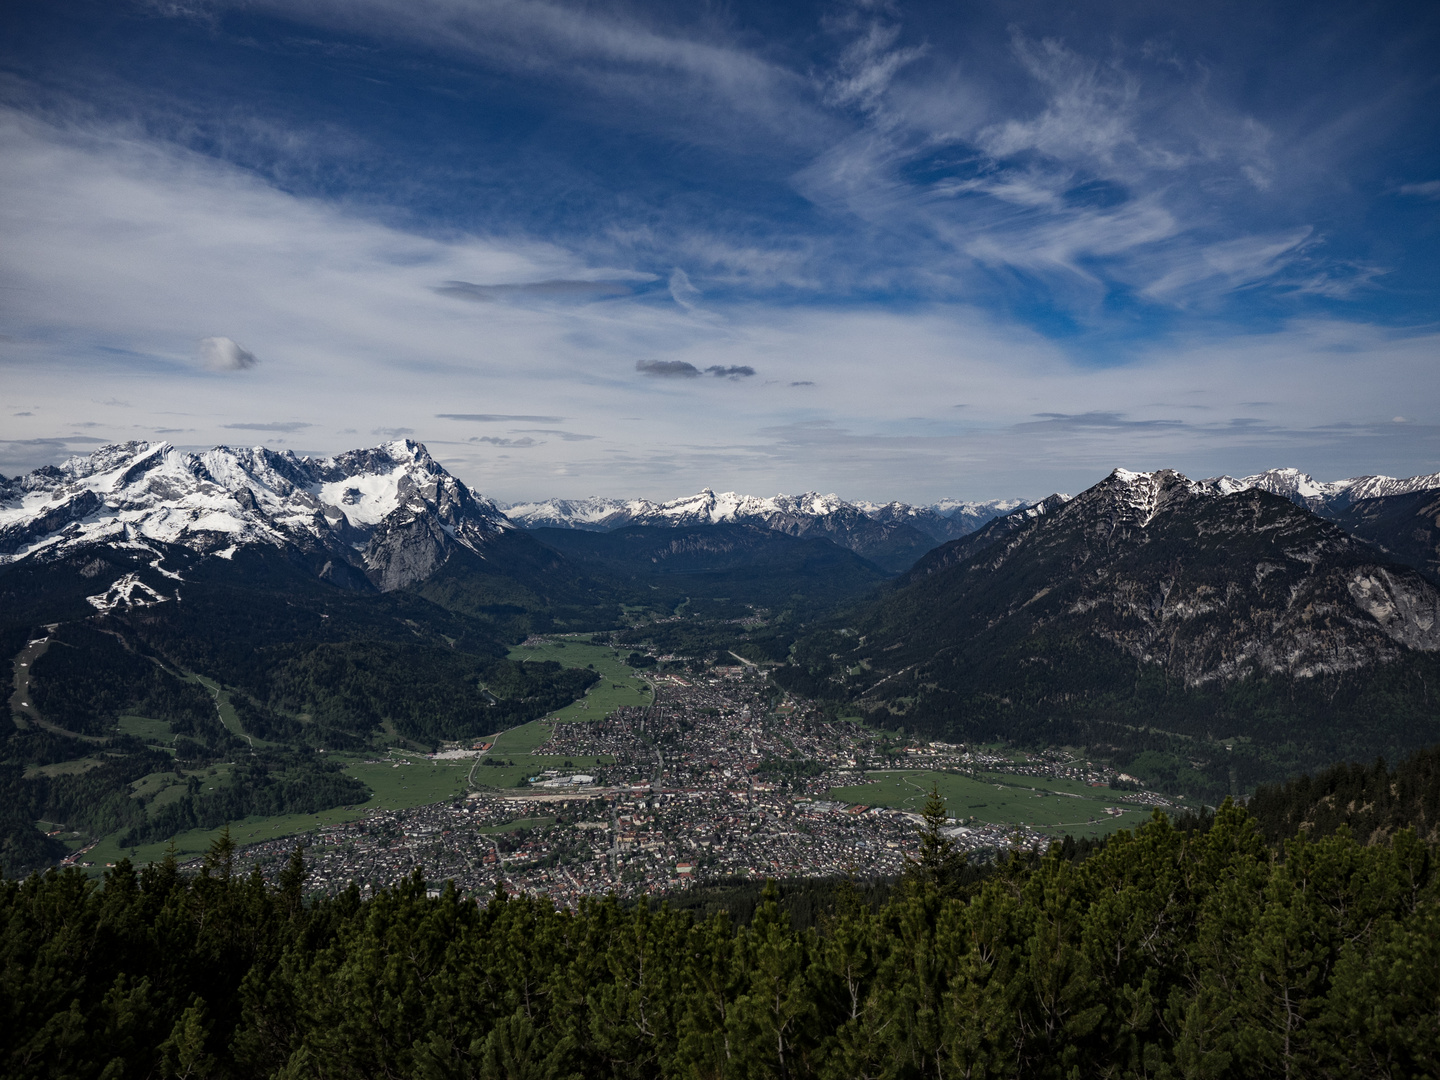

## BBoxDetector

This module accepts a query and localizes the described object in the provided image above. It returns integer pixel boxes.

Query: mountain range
[3,439,1440,867]
[0,440,511,593]
[7,440,1437,587]
[504,490,1026,572]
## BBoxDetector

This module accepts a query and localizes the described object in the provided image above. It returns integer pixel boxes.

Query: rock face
[0,440,509,591]
[859,468,1440,687]
[1331,488,1440,583]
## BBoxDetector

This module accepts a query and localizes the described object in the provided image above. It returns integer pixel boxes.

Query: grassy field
[505,638,653,723]
[117,714,175,747]
[477,815,555,834]
[79,636,643,873]
[828,769,1176,840]
[80,746,606,873]
[84,756,475,870]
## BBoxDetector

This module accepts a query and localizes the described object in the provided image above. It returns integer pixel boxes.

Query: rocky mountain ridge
[870,467,1440,686]
[1205,465,1440,512]
[0,440,510,592]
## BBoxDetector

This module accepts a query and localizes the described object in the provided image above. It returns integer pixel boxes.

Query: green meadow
[81,637,640,873]
[828,769,1176,840]
[504,637,653,723]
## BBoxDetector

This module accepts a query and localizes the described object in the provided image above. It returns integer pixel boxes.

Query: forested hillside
[4,799,1436,1079]
[774,475,1440,799]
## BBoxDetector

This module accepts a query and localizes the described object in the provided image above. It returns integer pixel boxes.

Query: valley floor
[115,635,1179,901]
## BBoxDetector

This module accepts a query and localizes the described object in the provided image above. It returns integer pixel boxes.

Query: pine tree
[205,825,235,882]
[278,842,307,917]
[907,783,967,897]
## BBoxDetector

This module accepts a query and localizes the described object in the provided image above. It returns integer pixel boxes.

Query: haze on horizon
[1,0,1437,505]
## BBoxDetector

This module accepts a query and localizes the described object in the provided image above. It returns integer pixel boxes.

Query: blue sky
[1,0,1437,502]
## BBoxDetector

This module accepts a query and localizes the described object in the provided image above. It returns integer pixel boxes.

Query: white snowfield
[0,438,509,571]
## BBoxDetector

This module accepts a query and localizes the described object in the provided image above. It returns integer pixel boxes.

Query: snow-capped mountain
[1203,467,1440,512]
[877,466,1440,689]
[506,489,1021,534]
[0,440,509,591]
[504,488,1027,571]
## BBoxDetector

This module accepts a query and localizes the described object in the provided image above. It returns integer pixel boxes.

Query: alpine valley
[2,439,1440,875]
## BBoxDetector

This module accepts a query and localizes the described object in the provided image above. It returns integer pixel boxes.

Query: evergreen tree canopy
[3,801,1437,1079]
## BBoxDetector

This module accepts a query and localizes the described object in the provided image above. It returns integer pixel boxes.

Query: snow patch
[87,573,168,612]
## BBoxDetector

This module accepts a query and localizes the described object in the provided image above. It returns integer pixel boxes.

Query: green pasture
[828,769,1163,840]
[79,633,642,874]
[505,638,653,722]
[477,816,556,834]
[85,801,378,871]
[118,715,175,747]
[84,758,472,871]
[190,673,271,747]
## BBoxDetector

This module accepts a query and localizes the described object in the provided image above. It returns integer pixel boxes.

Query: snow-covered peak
[1201,467,1440,508]
[0,439,508,590]
[506,489,1025,531]
[929,497,1027,518]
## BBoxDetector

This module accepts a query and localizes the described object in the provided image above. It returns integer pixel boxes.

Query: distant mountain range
[504,491,1027,572]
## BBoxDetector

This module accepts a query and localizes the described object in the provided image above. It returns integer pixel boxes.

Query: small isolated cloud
[223,421,313,433]
[635,359,756,379]
[199,336,258,371]
[372,426,414,438]
[469,435,539,447]
[637,359,702,378]
[790,381,814,387]
[668,268,701,309]
[436,413,565,422]
[13,411,33,416]
[1397,181,1440,200]
[435,279,637,302]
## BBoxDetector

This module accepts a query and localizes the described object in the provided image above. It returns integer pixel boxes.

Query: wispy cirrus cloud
[2,1,1437,500]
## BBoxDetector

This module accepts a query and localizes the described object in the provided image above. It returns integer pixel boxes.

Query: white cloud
[1398,180,1440,200]
[225,0,839,154]
[199,336,258,370]
[0,105,1435,503]
[667,268,701,310]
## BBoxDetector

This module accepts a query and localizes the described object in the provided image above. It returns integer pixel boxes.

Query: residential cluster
[236,660,1166,903]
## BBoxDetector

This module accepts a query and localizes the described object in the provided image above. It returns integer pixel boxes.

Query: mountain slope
[531,523,891,613]
[777,469,1440,794]
[1331,488,1440,583]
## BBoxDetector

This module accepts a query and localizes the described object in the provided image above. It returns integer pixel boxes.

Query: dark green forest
[774,629,1440,803]
[4,791,1438,1079]
[0,541,617,875]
